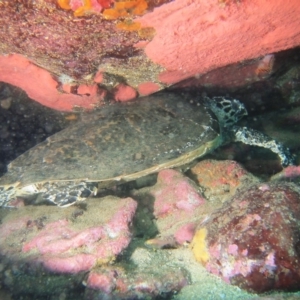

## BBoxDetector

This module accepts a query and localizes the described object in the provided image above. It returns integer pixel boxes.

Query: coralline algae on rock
[0,196,137,274]
[132,169,207,247]
[191,182,300,293]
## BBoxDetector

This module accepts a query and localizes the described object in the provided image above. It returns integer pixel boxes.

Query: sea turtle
[0,92,293,208]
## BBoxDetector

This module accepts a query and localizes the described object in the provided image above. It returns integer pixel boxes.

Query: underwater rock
[0,54,105,111]
[1,1,300,110]
[190,159,258,204]
[132,169,207,247]
[0,196,137,274]
[191,182,300,293]
[271,165,300,181]
[152,169,206,218]
[138,81,161,96]
[133,162,258,249]
[138,0,300,84]
[84,260,189,298]
[171,48,300,114]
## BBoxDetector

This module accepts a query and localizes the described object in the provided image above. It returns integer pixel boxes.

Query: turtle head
[206,96,247,129]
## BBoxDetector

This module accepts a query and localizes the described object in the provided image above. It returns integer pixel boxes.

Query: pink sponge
[0,54,104,111]
[138,0,300,84]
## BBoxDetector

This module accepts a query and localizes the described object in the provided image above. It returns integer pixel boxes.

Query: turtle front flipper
[0,181,97,208]
[232,126,295,167]
[0,185,18,208]
[0,183,45,208]
[35,181,98,207]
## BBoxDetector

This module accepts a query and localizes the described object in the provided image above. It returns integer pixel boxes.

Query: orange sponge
[58,0,71,10]
[103,0,148,20]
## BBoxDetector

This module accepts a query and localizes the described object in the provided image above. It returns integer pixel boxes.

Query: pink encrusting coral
[43,254,98,274]
[0,197,137,274]
[271,165,300,181]
[133,169,207,247]
[22,220,105,255]
[152,169,206,218]
[174,223,197,245]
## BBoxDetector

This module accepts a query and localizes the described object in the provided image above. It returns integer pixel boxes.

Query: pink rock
[138,0,300,84]
[271,165,300,181]
[153,169,205,218]
[61,84,73,93]
[93,70,104,83]
[91,0,105,11]
[172,53,277,93]
[0,197,137,274]
[95,235,132,258]
[190,159,257,203]
[0,54,104,111]
[69,0,107,12]
[1,1,299,110]
[133,169,206,247]
[86,269,117,293]
[22,221,105,255]
[228,244,238,256]
[113,83,138,102]
[138,82,161,96]
[85,264,188,298]
[77,84,99,96]
[174,223,196,245]
[193,182,300,293]
[43,253,97,274]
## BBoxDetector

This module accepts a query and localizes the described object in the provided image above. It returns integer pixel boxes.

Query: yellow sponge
[190,228,210,265]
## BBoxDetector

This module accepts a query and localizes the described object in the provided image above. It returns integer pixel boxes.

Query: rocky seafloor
[0,82,300,299]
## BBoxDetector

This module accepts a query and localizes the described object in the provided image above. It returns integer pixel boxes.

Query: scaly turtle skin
[0,92,293,207]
